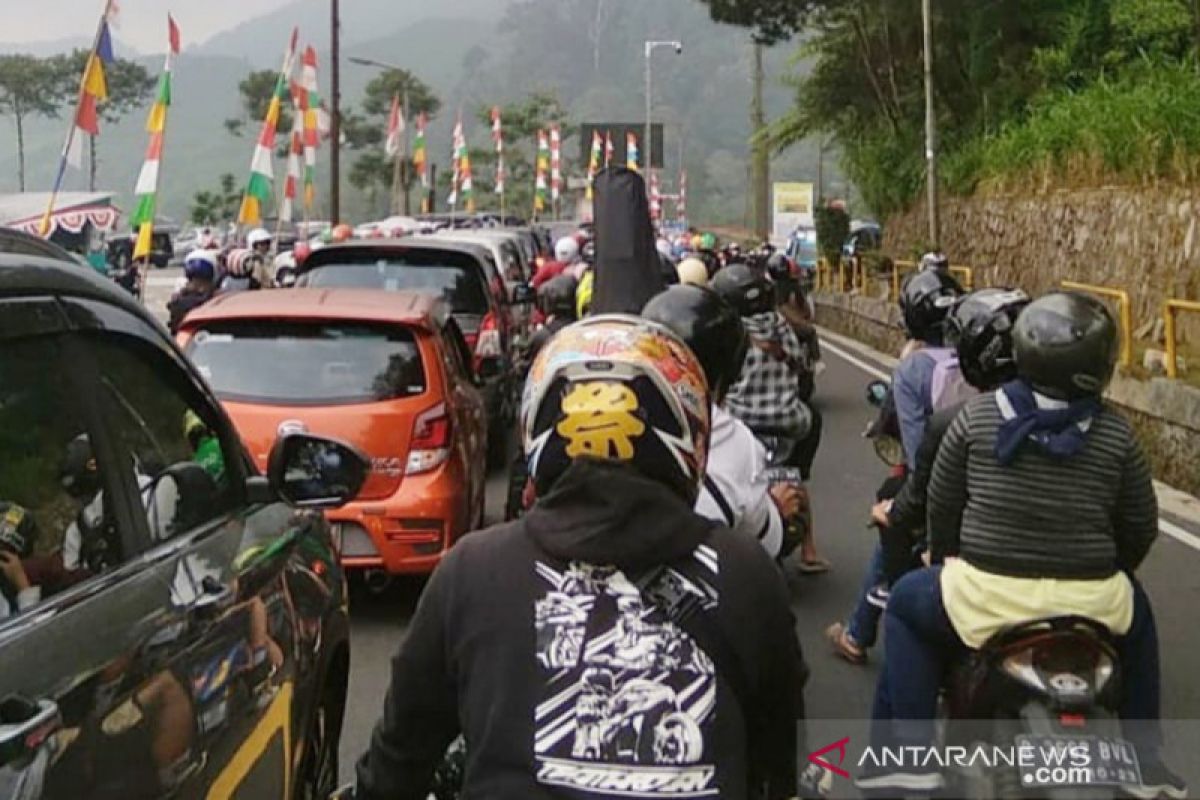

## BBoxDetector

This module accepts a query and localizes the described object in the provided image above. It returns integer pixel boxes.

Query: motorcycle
[939,616,1133,798]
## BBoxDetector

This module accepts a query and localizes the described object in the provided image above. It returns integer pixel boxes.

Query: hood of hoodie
[524,458,714,572]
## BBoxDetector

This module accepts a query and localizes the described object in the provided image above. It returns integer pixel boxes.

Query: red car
[178,288,488,575]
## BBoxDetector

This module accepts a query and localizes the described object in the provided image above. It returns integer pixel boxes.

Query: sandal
[825,621,867,665]
[797,556,831,574]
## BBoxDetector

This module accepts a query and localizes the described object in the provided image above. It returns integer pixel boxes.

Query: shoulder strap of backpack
[631,563,757,736]
[702,474,736,529]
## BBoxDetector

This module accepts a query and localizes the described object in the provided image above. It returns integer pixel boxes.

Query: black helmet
[945,288,1030,390]
[710,262,773,317]
[765,252,792,282]
[61,434,100,499]
[900,269,963,342]
[1013,291,1118,400]
[538,275,579,319]
[643,285,749,404]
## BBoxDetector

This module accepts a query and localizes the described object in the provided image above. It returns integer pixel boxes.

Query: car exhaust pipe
[363,569,392,595]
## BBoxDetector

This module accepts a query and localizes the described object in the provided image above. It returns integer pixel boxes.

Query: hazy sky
[5,0,296,51]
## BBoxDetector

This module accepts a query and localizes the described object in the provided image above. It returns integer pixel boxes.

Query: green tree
[190,173,242,225]
[351,69,441,215]
[54,50,154,190]
[0,55,65,191]
[225,69,294,142]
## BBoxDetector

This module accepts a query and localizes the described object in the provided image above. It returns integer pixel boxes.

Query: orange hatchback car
[178,289,488,575]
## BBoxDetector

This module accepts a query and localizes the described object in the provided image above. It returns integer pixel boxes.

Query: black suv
[0,254,368,798]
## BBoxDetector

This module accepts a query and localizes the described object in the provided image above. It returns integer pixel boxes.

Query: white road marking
[818,325,1200,552]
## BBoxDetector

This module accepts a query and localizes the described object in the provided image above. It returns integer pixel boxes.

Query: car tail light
[473,311,503,370]
[407,403,452,475]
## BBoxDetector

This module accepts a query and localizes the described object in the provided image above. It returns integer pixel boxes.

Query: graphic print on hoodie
[533,545,720,798]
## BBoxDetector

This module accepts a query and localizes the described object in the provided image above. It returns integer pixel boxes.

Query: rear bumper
[326,472,470,575]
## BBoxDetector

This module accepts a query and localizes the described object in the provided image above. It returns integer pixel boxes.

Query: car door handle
[0,696,61,767]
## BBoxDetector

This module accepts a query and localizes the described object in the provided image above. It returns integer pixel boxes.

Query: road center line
[820,330,1200,552]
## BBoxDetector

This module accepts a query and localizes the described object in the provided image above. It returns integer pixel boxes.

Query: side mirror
[511,282,536,305]
[267,433,369,510]
[866,379,891,408]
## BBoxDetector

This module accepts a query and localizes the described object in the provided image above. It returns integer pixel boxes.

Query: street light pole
[643,40,682,175]
[330,0,341,224]
[922,0,940,247]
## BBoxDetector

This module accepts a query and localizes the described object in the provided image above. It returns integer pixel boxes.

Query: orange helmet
[331,223,354,243]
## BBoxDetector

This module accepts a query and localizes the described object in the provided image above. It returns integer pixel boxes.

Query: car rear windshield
[187,320,426,406]
[300,251,490,314]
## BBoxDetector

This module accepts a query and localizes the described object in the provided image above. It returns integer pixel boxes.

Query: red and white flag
[491,106,504,195]
[649,170,661,220]
[678,169,688,224]
[550,125,561,203]
[384,93,404,158]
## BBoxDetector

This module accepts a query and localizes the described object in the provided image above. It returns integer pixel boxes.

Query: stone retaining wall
[815,291,1200,497]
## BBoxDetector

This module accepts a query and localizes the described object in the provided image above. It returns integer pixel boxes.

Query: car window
[0,336,132,621]
[440,320,475,385]
[187,319,427,406]
[89,334,240,550]
[301,254,489,315]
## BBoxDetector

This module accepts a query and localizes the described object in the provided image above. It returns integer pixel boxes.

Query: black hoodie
[355,459,806,800]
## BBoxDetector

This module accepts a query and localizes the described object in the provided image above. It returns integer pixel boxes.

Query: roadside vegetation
[694,0,1200,216]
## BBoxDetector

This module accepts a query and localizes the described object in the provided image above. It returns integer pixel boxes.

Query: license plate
[1015,733,1141,788]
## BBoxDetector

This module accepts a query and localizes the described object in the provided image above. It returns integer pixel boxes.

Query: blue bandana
[994,380,1101,466]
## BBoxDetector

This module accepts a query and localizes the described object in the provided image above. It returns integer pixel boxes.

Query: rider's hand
[769,483,803,518]
[0,551,30,592]
[871,499,893,528]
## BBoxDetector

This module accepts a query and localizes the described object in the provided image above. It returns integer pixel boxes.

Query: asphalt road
[142,274,1200,790]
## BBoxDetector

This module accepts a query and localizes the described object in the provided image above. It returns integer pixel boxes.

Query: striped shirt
[928,392,1157,579]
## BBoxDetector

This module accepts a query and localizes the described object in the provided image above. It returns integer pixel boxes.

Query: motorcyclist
[216,249,263,294]
[919,250,950,274]
[872,288,1029,588]
[712,262,827,572]
[533,236,580,288]
[353,315,806,799]
[675,256,709,287]
[505,275,580,521]
[643,285,788,559]
[863,292,1184,798]
[826,267,963,663]
[245,228,276,288]
[167,250,217,334]
[766,252,820,403]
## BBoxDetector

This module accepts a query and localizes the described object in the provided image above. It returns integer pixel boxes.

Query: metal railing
[950,265,974,289]
[1163,299,1200,379]
[1061,280,1133,368]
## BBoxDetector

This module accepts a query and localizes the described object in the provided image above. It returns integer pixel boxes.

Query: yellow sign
[772,181,815,240]
[557,382,646,460]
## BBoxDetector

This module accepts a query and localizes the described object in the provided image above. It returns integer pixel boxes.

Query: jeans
[847,544,885,648]
[870,566,1163,755]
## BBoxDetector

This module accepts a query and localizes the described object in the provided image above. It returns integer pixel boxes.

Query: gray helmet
[945,288,1030,390]
[1013,291,1118,400]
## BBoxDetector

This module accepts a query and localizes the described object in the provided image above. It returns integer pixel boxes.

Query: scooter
[939,616,1132,798]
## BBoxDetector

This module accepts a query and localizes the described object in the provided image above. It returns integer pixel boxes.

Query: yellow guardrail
[950,265,974,290]
[891,260,916,301]
[1163,299,1200,379]
[1061,280,1133,368]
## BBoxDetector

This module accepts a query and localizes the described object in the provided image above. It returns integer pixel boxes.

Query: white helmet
[554,236,580,263]
[676,257,709,286]
[247,228,272,249]
[920,251,949,273]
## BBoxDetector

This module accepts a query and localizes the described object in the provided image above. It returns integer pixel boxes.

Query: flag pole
[39,0,114,237]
